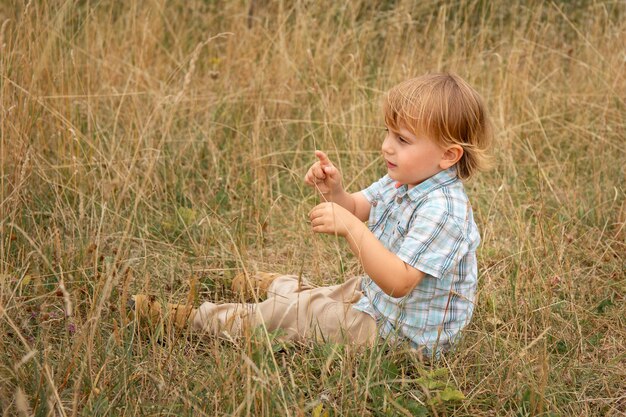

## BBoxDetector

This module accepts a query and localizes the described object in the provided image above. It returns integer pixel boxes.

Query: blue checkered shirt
[352,167,480,355]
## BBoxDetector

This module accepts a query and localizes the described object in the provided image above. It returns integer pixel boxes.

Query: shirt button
[396,196,403,204]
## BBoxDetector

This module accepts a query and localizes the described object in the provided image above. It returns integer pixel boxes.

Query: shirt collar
[395,167,459,201]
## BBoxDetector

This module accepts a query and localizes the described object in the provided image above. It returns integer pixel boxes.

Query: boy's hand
[309,202,359,237]
[304,150,342,195]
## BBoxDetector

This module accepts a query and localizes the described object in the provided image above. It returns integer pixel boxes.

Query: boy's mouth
[386,160,397,169]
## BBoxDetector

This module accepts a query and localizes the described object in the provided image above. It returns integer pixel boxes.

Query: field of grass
[1,0,625,415]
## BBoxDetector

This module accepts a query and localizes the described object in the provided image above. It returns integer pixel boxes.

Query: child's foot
[129,294,197,330]
[231,272,281,300]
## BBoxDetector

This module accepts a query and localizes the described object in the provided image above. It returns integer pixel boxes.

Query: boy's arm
[351,192,372,222]
[309,203,424,297]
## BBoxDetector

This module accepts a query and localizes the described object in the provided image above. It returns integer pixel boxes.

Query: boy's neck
[398,167,457,190]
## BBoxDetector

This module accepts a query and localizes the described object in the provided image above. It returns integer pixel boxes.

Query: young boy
[132,73,492,356]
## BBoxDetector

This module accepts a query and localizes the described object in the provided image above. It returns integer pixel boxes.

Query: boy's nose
[381,136,393,155]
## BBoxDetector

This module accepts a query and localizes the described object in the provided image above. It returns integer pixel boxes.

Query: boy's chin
[388,172,404,183]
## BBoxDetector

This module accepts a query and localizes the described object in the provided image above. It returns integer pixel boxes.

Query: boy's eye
[398,136,408,144]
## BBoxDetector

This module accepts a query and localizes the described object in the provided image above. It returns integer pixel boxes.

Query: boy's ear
[440,145,463,169]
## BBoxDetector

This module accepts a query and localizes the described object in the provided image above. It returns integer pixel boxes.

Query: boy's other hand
[304,150,342,195]
[309,202,357,237]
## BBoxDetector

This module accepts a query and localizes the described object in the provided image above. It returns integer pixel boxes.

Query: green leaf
[312,403,328,417]
[416,377,447,390]
[400,399,429,416]
[439,387,465,402]
[431,367,449,378]
[380,360,399,379]
[595,299,614,314]
[588,333,603,346]
[554,340,568,354]
[177,206,197,225]
[21,274,32,287]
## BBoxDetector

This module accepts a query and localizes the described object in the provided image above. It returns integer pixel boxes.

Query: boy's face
[382,123,447,188]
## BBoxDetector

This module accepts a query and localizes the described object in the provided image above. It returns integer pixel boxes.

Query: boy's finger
[323,166,336,177]
[310,217,324,227]
[315,150,332,167]
[308,202,328,217]
[313,165,326,179]
[309,205,324,217]
[305,167,322,183]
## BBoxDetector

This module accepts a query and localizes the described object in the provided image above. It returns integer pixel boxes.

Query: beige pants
[193,275,377,345]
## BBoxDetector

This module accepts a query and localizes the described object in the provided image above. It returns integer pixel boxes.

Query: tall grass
[1,0,624,415]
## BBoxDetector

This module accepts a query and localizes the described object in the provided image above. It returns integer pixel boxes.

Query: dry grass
[1,0,625,415]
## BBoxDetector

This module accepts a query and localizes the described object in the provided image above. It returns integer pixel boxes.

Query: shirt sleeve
[396,200,470,279]
[361,175,391,203]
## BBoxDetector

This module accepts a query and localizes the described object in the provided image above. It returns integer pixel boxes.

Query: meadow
[1,0,625,415]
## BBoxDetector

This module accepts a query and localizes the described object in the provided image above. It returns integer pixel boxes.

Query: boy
[132,73,492,356]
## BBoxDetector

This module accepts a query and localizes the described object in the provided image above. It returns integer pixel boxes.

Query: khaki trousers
[192,275,377,345]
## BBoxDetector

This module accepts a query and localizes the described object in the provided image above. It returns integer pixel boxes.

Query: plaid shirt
[353,167,480,355]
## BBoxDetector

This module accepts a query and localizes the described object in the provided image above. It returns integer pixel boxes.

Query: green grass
[1,0,625,415]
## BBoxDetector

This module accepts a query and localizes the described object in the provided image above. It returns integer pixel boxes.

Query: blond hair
[383,73,493,180]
